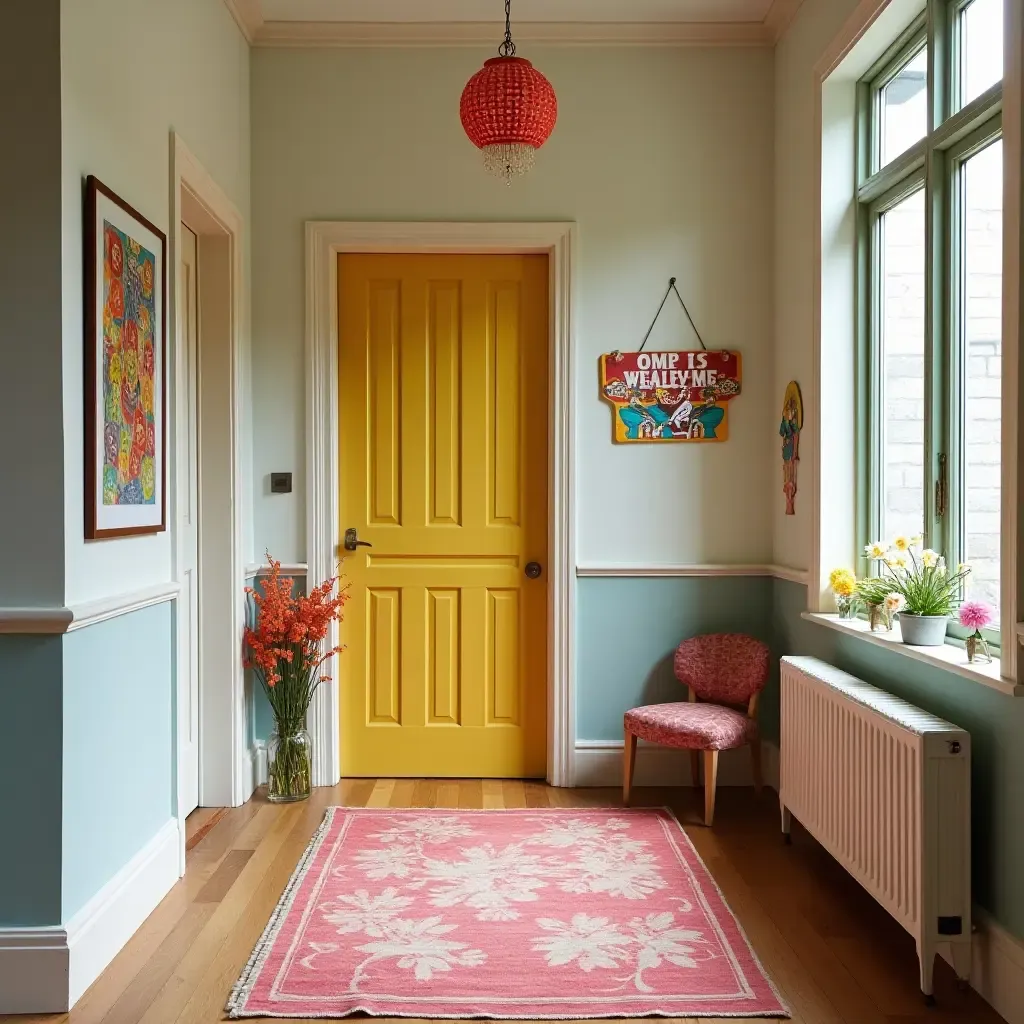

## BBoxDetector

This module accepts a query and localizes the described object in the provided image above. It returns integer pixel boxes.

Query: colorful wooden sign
[780,380,803,515]
[599,350,742,443]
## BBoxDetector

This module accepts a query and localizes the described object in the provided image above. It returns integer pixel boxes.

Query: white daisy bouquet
[863,536,971,617]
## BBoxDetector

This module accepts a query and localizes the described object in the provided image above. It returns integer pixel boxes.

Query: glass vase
[966,633,992,664]
[836,594,857,620]
[868,604,891,632]
[267,723,313,803]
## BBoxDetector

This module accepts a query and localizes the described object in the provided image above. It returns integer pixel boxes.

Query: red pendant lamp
[460,0,557,185]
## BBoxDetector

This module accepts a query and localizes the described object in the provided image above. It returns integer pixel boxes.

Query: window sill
[801,613,1023,697]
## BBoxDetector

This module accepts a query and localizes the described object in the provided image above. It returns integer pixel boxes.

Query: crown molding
[763,0,806,42]
[222,0,264,43]
[250,19,773,48]
[223,0,803,48]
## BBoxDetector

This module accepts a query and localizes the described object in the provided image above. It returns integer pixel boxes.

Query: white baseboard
[0,818,179,1013]
[242,742,268,796]
[574,739,780,790]
[66,817,180,1006]
[940,907,1024,1024]
[255,741,268,787]
[241,747,257,803]
[0,927,68,1013]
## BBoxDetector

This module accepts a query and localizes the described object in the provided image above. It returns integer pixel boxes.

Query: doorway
[337,253,549,778]
[173,135,248,858]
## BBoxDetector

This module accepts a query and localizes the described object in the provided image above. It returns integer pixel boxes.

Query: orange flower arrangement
[243,556,348,718]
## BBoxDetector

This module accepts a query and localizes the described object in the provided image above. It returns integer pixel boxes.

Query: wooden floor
[6,781,1005,1024]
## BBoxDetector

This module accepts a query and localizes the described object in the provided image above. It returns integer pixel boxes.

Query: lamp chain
[498,0,516,57]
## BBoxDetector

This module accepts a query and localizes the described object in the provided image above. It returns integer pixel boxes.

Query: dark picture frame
[84,175,167,539]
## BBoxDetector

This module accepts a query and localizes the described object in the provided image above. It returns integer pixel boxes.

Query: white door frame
[305,221,578,787]
[171,134,248,874]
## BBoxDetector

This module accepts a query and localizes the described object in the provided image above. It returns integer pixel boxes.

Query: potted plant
[244,557,348,802]
[829,567,858,619]
[867,537,971,646]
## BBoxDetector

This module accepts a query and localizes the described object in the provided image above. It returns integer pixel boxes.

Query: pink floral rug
[228,807,788,1019]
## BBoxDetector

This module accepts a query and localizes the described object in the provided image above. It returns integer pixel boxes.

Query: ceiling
[224,0,803,46]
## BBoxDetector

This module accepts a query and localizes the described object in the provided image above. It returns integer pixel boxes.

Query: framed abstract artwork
[84,175,166,538]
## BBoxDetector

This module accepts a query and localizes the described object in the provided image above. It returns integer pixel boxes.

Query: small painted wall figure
[780,381,803,515]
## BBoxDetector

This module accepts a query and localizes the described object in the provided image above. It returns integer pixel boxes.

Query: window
[879,47,928,167]
[877,187,926,543]
[960,139,1002,612]
[858,0,1003,641]
[959,0,1003,107]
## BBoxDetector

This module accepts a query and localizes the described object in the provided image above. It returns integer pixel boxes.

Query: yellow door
[338,253,548,778]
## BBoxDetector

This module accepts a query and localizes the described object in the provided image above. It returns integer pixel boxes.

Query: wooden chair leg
[623,731,638,805]
[690,750,701,788]
[751,738,763,795]
[703,750,719,826]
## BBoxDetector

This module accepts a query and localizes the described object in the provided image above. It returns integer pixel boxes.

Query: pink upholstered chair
[622,633,771,825]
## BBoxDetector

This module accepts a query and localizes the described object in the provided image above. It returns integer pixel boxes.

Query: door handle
[344,528,373,552]
[525,561,542,579]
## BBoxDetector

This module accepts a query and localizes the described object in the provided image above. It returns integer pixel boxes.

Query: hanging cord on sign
[498,0,516,56]
[638,277,710,353]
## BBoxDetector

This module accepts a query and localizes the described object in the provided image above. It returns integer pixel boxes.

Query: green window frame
[856,0,1003,648]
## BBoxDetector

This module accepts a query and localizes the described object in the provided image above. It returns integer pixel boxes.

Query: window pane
[961,0,1003,108]
[962,139,1002,620]
[880,48,928,168]
[879,189,926,543]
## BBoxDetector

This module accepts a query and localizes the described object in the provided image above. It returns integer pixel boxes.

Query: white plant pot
[898,613,948,646]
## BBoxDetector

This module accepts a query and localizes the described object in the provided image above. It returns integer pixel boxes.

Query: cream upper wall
[60,0,251,605]
[772,0,863,571]
[251,45,776,568]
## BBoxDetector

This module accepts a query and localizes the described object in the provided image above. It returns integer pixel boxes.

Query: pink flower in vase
[958,601,993,633]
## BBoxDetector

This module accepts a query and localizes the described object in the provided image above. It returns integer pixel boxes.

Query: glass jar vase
[966,633,992,664]
[267,723,313,803]
[868,604,891,632]
[836,594,857,619]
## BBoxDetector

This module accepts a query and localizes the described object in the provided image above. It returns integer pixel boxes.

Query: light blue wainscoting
[772,576,1024,944]
[61,602,174,922]
[0,635,64,926]
[575,575,775,742]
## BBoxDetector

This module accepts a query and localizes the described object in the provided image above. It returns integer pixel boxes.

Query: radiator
[780,656,972,1000]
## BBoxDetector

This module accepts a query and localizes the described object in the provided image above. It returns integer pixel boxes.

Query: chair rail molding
[576,564,809,583]
[244,562,308,579]
[305,220,577,788]
[0,582,180,635]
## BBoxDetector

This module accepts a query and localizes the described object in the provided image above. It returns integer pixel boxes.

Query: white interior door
[179,222,201,815]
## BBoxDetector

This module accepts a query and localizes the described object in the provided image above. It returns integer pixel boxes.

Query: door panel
[339,253,548,778]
